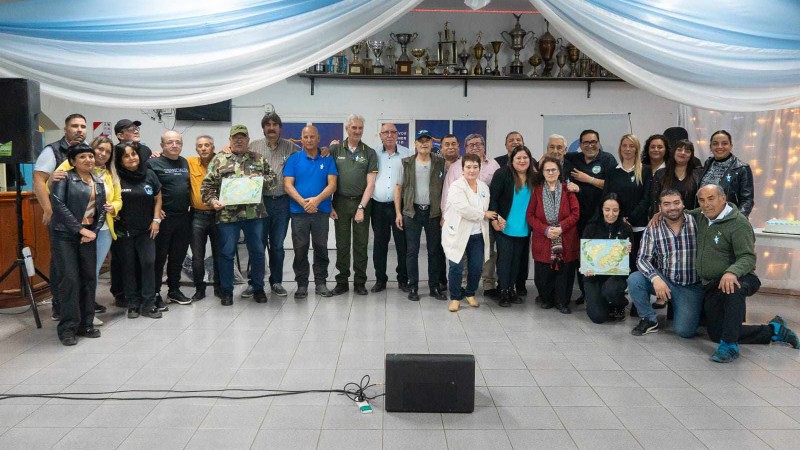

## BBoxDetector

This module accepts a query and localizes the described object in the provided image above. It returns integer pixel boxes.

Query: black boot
[498,289,511,307]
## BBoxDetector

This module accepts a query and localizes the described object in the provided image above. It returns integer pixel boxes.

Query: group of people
[32,112,798,364]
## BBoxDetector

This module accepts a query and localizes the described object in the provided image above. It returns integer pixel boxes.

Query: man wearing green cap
[201,125,277,306]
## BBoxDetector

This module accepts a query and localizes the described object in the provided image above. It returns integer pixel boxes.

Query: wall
[40,12,679,159]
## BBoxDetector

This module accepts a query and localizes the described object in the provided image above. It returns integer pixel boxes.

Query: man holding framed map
[201,125,277,306]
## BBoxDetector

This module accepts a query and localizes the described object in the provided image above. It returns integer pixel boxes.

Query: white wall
[40,12,679,158]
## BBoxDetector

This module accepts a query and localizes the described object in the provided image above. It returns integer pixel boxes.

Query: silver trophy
[389,32,418,75]
[368,40,386,75]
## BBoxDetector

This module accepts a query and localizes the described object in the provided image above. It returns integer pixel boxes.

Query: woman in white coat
[441,153,497,312]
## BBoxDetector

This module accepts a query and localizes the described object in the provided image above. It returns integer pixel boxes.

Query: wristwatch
[357,204,364,210]
[153,218,162,223]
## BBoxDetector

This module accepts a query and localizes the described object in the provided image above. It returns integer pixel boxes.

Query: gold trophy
[566,42,581,77]
[490,41,502,76]
[348,41,366,74]
[528,52,542,78]
[426,57,439,75]
[472,32,485,76]
[410,48,427,75]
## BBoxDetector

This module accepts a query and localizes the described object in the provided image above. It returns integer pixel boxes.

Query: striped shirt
[637,213,698,285]
[249,137,299,196]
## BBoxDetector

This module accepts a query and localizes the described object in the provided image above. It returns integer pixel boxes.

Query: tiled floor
[0,248,799,449]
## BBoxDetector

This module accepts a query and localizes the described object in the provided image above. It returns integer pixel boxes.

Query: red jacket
[526,183,580,264]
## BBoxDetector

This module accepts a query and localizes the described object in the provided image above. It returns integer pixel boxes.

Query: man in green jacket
[693,184,798,363]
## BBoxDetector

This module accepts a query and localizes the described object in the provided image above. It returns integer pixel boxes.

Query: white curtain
[529,0,800,112]
[681,106,800,289]
[0,0,423,108]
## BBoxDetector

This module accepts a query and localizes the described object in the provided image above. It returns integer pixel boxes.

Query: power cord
[0,375,384,403]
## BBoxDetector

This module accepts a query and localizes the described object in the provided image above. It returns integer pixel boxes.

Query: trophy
[556,48,567,77]
[501,13,536,77]
[367,40,386,75]
[385,44,396,75]
[528,52,542,78]
[437,22,457,74]
[425,57,439,75]
[483,51,493,75]
[410,48,427,75]
[348,41,366,75]
[580,54,590,78]
[472,32,485,75]
[457,39,470,75]
[490,41,502,76]
[389,32,418,75]
[566,42,581,77]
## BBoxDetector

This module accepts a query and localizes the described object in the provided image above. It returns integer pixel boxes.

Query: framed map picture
[580,239,630,275]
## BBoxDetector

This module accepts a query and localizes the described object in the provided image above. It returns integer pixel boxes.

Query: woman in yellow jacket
[55,136,122,313]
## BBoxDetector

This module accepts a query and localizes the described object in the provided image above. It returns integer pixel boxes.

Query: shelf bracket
[310,76,315,96]
[586,80,593,98]
[463,78,468,97]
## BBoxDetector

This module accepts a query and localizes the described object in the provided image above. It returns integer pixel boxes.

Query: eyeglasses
[164,140,182,146]
[125,126,140,132]
[544,168,559,173]
[467,142,485,149]
[381,130,398,135]
[581,140,598,146]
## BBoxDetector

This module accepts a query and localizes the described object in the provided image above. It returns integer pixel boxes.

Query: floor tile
[262,405,326,429]
[52,427,133,450]
[444,429,513,450]
[185,428,257,449]
[117,427,194,450]
[666,406,743,430]
[554,406,624,430]
[692,429,771,450]
[610,406,685,430]
[567,429,642,450]
[629,429,705,450]
[251,429,320,450]
[316,429,382,450]
[16,404,99,428]
[752,430,800,450]
[383,429,447,450]
[0,426,70,449]
[498,406,563,429]
[442,406,504,429]
[489,386,549,406]
[722,405,800,429]
[506,429,577,449]
[542,387,604,407]
[199,403,269,429]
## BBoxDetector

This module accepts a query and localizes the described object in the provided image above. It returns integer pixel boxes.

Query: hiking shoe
[141,306,163,319]
[253,290,268,303]
[295,286,308,299]
[127,307,140,319]
[315,285,333,297]
[167,289,192,305]
[711,340,740,363]
[241,286,254,298]
[770,316,800,349]
[271,284,288,297]
[631,318,659,336]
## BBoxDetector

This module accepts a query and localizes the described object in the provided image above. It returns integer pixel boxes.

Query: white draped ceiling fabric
[0,0,422,108]
[529,0,800,112]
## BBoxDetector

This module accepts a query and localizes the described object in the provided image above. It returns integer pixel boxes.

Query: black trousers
[291,212,330,287]
[48,231,62,313]
[703,273,772,345]
[585,275,628,324]
[371,201,408,284]
[154,213,191,293]
[190,211,219,289]
[403,206,443,290]
[51,230,96,338]
[118,231,156,310]
[496,232,530,291]
[534,260,576,308]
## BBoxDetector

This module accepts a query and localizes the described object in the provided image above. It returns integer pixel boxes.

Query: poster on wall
[282,122,343,149]
[93,121,112,138]
[415,120,449,152]
[453,120,488,155]
[541,113,631,154]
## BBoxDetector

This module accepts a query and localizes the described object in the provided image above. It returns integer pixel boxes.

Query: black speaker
[0,78,42,164]
[385,353,475,413]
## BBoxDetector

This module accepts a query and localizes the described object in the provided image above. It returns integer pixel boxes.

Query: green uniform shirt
[201,151,277,223]
[331,141,378,197]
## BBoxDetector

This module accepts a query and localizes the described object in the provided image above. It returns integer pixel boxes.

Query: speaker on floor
[385,353,475,413]
[0,78,42,164]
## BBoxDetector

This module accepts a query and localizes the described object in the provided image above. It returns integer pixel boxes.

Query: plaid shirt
[637,213,698,285]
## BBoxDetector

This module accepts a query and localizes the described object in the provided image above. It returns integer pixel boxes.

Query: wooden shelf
[296,72,624,98]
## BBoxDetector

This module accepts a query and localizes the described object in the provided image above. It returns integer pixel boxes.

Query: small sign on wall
[93,121,112,138]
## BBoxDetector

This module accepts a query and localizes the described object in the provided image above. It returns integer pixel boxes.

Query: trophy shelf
[296,73,624,98]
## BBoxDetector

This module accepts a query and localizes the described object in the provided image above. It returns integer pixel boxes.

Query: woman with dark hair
[114,142,163,319]
[652,139,703,212]
[642,134,670,176]
[490,146,536,307]
[699,130,754,217]
[582,194,633,323]
[527,155,580,314]
[49,144,106,345]
[442,153,494,312]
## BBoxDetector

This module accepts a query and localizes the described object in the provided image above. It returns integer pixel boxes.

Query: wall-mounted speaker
[0,78,42,164]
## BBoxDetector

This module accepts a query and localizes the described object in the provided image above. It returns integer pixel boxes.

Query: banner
[541,113,631,154]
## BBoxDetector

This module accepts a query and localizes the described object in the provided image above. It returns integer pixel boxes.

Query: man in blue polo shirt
[284,125,338,299]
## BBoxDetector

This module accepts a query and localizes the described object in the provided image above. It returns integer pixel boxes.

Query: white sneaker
[93,316,103,326]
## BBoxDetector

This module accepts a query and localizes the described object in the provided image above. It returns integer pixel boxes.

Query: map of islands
[580,239,630,276]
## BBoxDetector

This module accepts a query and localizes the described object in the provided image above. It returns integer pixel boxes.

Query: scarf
[116,161,146,182]
[542,182,563,269]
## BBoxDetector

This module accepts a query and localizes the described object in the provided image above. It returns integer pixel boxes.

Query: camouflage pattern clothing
[201,150,277,223]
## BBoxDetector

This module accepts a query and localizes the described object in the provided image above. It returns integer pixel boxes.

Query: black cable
[0,376,384,403]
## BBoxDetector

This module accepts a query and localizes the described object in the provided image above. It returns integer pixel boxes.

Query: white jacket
[441,176,491,263]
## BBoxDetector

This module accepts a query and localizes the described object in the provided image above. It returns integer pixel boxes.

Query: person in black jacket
[489,146,536,306]
[651,139,703,216]
[699,130,754,217]
[49,144,106,345]
[114,142,164,320]
[642,134,670,176]
[582,194,632,323]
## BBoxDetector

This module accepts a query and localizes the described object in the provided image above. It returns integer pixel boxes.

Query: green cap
[229,124,249,137]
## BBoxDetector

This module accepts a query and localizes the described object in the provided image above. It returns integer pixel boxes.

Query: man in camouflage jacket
[201,125,277,305]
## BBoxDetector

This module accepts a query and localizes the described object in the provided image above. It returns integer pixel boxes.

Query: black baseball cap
[114,119,142,134]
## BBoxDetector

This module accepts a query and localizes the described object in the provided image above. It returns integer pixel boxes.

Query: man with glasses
[442,134,501,296]
[147,131,192,310]
[371,123,412,293]
[495,131,537,169]
[202,125,277,306]
[242,112,298,299]
[115,119,153,160]
[564,129,618,303]
[330,114,378,296]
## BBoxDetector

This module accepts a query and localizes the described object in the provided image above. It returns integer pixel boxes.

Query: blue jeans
[219,219,264,295]
[448,234,484,300]
[95,228,112,283]
[252,195,290,286]
[628,271,703,338]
